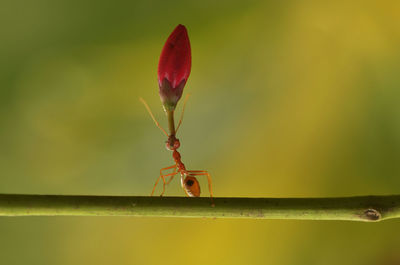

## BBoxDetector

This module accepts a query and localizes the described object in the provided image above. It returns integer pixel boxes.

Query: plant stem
[166,109,176,136]
[0,194,399,222]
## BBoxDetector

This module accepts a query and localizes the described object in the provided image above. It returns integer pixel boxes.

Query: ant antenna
[140,97,168,137]
[176,94,190,133]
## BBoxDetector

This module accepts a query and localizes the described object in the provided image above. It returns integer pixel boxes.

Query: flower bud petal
[158,24,191,110]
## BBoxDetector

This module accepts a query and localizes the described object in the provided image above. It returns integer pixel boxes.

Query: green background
[1,0,399,264]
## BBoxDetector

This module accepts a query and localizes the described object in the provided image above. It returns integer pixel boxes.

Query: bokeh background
[1,0,400,264]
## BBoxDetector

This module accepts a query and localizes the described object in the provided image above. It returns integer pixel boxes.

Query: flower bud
[158,24,191,111]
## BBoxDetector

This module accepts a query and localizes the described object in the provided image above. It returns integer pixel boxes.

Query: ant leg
[160,165,177,185]
[151,175,165,196]
[166,166,177,184]
[151,165,176,196]
[160,165,176,175]
[187,170,214,206]
[159,172,179,196]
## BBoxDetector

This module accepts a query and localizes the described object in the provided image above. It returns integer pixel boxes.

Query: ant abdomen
[182,176,201,197]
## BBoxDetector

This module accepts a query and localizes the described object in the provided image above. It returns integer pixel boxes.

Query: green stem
[166,110,175,136]
[0,194,399,222]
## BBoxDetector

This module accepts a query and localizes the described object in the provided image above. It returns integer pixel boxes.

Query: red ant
[140,96,213,200]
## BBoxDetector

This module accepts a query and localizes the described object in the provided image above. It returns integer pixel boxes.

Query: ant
[140,96,213,201]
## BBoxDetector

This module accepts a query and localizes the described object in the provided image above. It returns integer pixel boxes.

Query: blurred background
[1,0,400,264]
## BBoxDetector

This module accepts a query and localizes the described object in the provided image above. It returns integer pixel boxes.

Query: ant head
[182,176,201,197]
[166,136,180,151]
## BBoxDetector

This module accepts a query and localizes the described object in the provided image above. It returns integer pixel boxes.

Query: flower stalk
[167,110,176,137]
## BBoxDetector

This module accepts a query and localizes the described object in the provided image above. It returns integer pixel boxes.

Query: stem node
[362,209,381,221]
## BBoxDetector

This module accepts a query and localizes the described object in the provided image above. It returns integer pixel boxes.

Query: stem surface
[0,194,399,222]
[166,109,176,136]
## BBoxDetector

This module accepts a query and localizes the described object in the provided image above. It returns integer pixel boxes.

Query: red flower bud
[158,24,191,111]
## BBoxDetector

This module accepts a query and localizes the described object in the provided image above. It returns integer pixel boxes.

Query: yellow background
[0,0,399,264]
